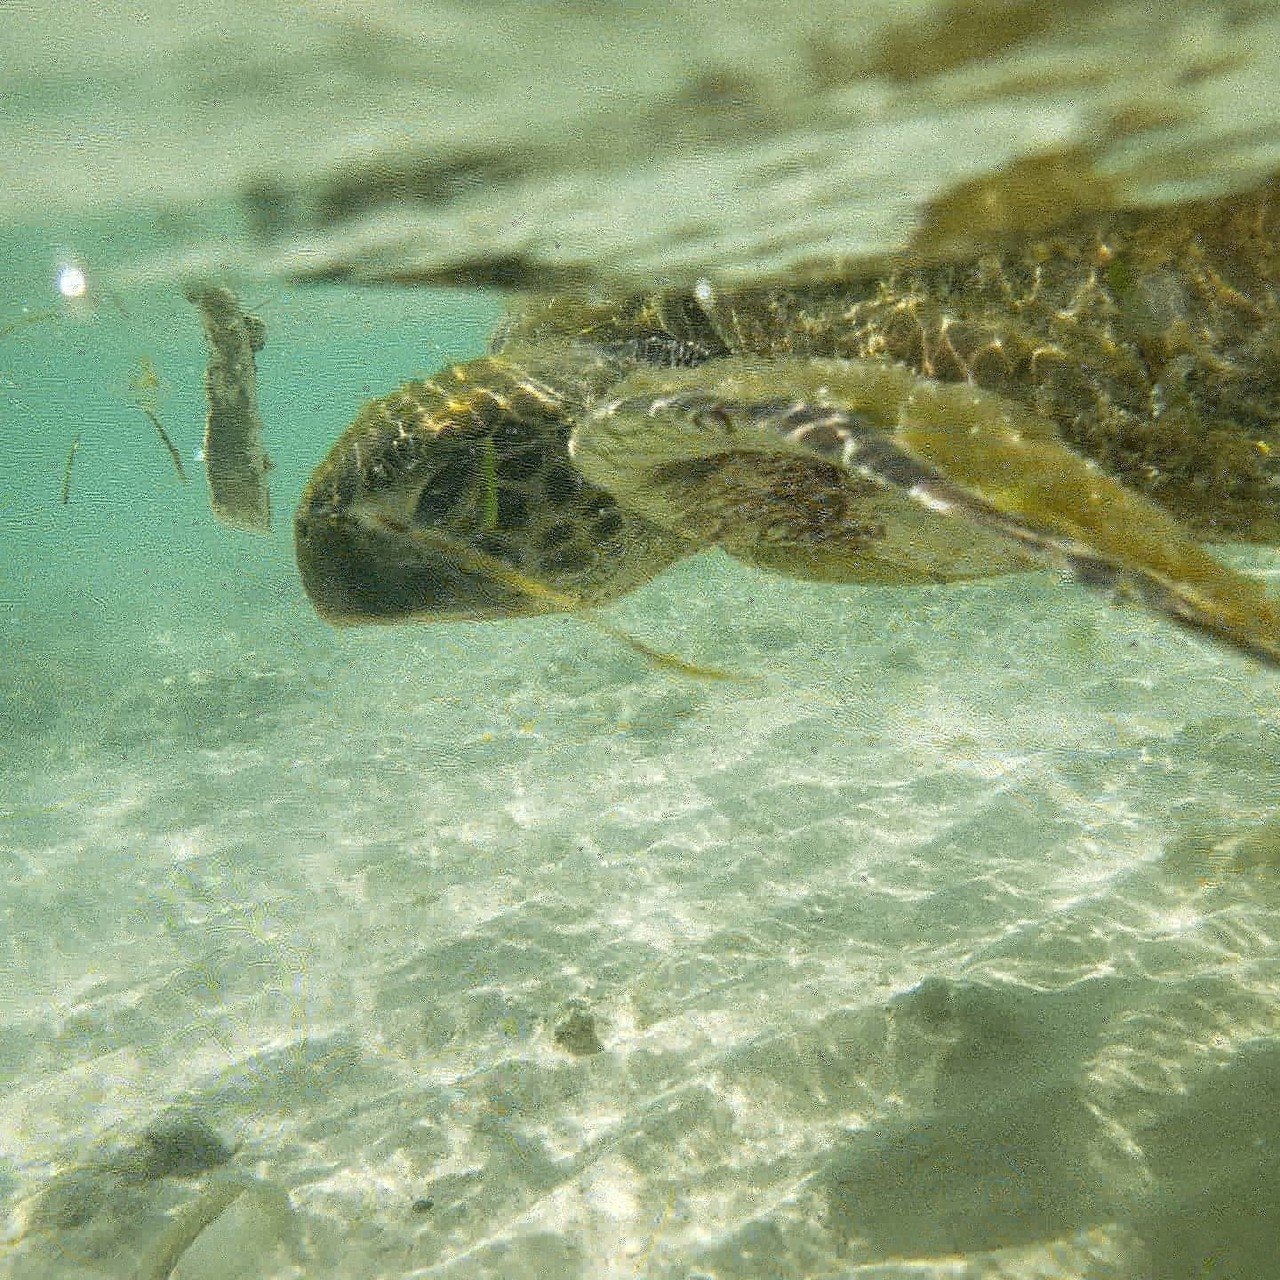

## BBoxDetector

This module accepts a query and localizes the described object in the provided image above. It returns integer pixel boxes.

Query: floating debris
[186,284,272,532]
[128,354,188,483]
[140,406,188,483]
[585,613,739,681]
[55,264,88,300]
[60,433,80,504]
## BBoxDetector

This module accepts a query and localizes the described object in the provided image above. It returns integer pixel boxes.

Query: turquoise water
[5,225,1280,1278]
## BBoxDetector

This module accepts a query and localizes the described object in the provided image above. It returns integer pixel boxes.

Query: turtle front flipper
[579,357,1280,669]
[295,357,690,624]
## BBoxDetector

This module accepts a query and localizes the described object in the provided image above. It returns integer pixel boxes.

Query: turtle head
[294,368,688,624]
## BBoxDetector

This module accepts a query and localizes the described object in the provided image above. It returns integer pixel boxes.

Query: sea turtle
[293,179,1280,669]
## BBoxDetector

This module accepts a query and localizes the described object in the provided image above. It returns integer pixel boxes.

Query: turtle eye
[412,447,482,528]
[294,429,547,623]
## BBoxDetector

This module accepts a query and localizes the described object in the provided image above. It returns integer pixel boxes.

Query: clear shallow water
[4,229,1280,1279]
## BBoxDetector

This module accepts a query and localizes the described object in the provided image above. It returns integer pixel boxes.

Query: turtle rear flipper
[580,357,1280,669]
[295,357,690,624]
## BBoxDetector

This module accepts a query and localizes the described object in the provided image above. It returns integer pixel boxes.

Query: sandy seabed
[3,275,1280,1279]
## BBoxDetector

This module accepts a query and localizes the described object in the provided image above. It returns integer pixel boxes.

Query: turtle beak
[293,444,538,624]
[295,502,471,624]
